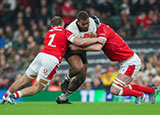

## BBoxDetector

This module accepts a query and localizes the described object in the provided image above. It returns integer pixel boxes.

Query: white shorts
[118,53,141,79]
[25,52,59,86]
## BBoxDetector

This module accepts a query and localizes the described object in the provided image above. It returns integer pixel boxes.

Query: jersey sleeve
[97,27,107,39]
[65,30,76,43]
[97,26,107,43]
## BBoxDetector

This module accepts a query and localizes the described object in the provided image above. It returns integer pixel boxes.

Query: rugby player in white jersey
[56,11,97,104]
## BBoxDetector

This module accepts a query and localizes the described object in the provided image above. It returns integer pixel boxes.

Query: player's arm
[69,43,104,51]
[68,34,105,47]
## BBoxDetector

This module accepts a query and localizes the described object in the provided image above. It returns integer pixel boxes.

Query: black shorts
[64,48,88,64]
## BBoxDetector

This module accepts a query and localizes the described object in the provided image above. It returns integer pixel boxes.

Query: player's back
[41,27,71,62]
[97,23,134,61]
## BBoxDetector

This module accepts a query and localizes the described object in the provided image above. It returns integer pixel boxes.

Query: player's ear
[77,20,80,25]
[62,21,65,27]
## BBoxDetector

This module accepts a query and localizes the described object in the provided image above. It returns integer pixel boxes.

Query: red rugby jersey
[97,23,134,61]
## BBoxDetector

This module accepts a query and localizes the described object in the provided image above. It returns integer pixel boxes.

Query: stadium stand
[0,0,160,91]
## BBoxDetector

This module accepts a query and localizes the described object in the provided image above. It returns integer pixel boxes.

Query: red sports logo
[43,69,48,74]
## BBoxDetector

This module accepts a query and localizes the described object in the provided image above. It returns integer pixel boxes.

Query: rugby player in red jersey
[0,16,104,104]
[70,16,159,104]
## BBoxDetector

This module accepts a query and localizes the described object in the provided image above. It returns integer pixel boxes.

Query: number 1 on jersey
[48,34,56,47]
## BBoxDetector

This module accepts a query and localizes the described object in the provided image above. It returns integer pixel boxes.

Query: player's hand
[89,32,97,38]
[97,38,106,45]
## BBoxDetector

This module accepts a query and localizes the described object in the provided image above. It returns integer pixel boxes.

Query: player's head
[51,16,64,27]
[77,11,89,32]
[91,16,101,27]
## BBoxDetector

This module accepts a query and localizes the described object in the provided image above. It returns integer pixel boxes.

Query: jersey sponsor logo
[43,69,48,74]
[84,33,89,38]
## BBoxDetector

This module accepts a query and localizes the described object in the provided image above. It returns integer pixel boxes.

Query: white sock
[3,90,11,99]
[59,91,73,101]
[13,91,22,99]
[65,72,71,81]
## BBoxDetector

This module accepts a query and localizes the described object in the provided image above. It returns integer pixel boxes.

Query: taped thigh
[112,78,127,95]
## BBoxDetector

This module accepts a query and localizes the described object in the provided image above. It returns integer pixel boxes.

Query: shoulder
[66,19,77,30]
[98,24,111,31]
[89,17,96,24]
[88,17,97,32]
[66,19,79,34]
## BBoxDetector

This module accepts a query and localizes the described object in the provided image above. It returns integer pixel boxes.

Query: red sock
[13,91,22,99]
[122,87,143,97]
[130,84,154,95]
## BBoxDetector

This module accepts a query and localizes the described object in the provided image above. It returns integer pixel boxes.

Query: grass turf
[0,102,159,115]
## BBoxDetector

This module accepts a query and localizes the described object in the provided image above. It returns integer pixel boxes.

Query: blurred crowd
[0,0,160,91]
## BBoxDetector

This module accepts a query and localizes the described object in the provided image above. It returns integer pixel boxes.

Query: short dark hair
[51,16,63,27]
[77,11,89,21]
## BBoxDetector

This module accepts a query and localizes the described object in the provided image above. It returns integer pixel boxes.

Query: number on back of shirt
[48,34,56,47]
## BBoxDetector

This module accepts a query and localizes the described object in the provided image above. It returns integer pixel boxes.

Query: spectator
[4,25,13,41]
[101,62,118,91]
[0,28,5,49]
[55,0,64,17]
[99,0,115,16]
[100,12,117,30]
[152,75,160,88]
[134,0,150,15]
[62,0,76,26]
[24,6,33,28]
[0,77,11,89]
[37,7,49,25]
[92,77,104,89]
[120,0,131,18]
[89,64,103,79]
[143,62,156,81]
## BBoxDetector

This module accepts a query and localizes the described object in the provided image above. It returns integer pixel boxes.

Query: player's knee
[32,83,44,94]
[110,85,120,95]
[72,64,83,74]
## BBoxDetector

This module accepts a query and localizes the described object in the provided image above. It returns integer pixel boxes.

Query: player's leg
[8,74,35,94]
[6,53,59,104]
[120,54,158,104]
[14,80,45,97]
[110,53,148,104]
[0,54,40,104]
[0,74,33,104]
[57,55,85,104]
[110,73,144,97]
[68,63,87,92]
[7,80,45,104]
[61,55,84,93]
[58,64,87,102]
[68,55,84,78]
[110,73,146,104]
[128,83,159,104]
[3,74,33,98]
[58,52,88,104]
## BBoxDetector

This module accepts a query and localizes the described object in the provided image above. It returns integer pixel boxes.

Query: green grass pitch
[0,102,159,115]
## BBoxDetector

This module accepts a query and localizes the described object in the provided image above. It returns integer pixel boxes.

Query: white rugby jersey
[66,17,97,38]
